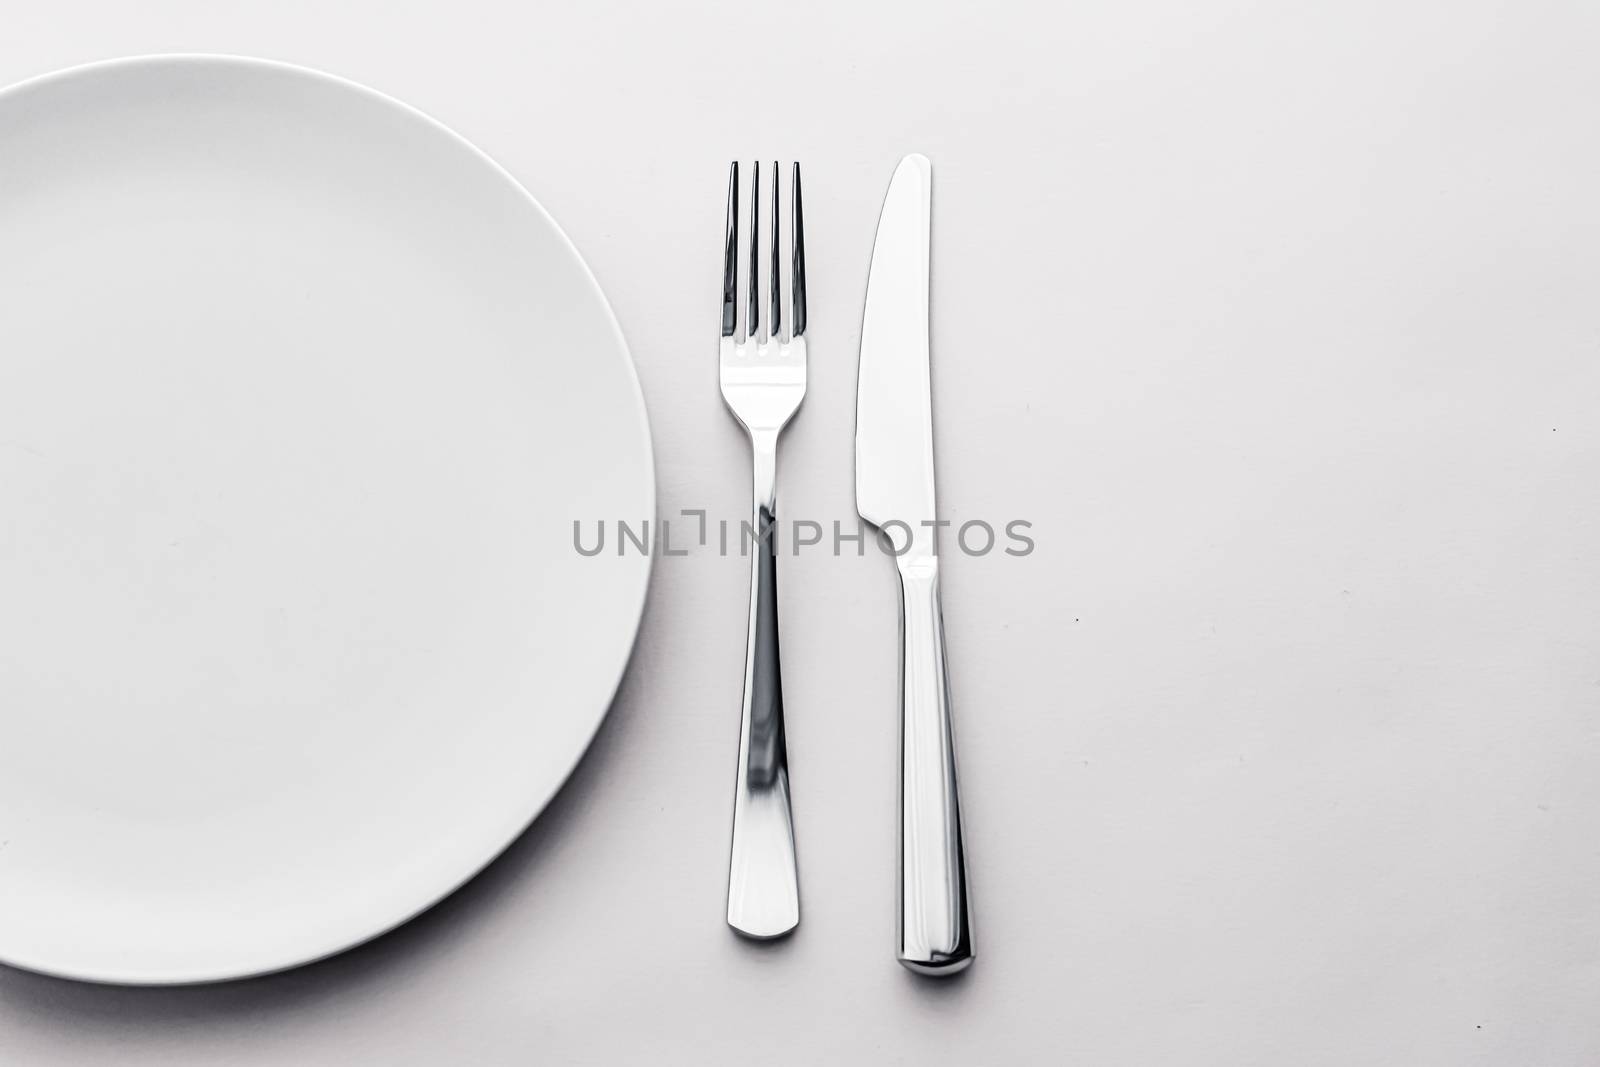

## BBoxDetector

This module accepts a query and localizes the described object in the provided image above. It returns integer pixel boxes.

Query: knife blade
[855,152,936,558]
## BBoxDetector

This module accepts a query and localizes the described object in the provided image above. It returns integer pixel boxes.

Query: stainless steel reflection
[855,154,974,975]
[720,161,807,939]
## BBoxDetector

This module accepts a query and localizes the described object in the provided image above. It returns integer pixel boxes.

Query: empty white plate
[0,56,654,983]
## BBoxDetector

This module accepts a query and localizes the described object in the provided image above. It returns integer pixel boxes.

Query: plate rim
[0,52,656,985]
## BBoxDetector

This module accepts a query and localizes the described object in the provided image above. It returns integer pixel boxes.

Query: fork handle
[726,431,800,938]
[896,555,973,974]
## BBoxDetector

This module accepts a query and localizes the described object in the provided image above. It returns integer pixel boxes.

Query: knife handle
[896,555,974,975]
[726,434,800,939]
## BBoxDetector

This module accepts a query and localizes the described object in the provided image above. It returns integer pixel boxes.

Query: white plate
[0,56,653,984]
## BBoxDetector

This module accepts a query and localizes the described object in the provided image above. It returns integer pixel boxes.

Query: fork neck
[748,428,779,515]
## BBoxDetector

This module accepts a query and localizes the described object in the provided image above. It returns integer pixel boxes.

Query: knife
[855,153,974,975]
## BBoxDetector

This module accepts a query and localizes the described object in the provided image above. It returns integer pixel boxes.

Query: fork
[720,160,807,939]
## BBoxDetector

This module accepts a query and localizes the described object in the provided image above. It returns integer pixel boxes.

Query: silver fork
[720,160,807,939]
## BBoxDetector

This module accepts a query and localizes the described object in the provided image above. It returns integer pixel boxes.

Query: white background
[2,1,1599,1063]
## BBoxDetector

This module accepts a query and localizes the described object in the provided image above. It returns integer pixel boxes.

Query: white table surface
[2,1,1599,1063]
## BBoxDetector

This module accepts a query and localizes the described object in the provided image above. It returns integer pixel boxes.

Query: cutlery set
[0,55,978,984]
[720,155,973,975]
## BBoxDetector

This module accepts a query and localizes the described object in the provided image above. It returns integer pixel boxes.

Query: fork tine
[748,162,760,340]
[722,162,738,338]
[770,161,781,340]
[791,162,807,339]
